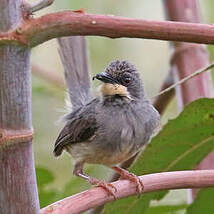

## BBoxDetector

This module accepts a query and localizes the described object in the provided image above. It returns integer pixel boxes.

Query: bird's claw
[89,177,117,199]
[122,172,144,195]
[112,166,144,196]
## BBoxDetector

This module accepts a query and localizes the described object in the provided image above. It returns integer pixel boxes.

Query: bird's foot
[88,177,117,199]
[73,163,117,199]
[112,166,144,195]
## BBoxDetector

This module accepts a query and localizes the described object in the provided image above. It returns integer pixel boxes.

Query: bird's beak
[93,72,119,84]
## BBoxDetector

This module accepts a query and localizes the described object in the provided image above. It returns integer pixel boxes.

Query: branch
[2,11,214,47]
[23,0,55,14]
[41,170,214,214]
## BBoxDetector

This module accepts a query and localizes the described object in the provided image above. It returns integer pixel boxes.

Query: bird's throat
[101,83,132,100]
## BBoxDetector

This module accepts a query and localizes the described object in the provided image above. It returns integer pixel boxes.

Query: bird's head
[93,60,144,100]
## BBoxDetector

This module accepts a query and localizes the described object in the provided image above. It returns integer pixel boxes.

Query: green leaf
[36,166,59,208]
[39,190,58,208]
[186,188,214,214]
[36,166,55,188]
[62,175,90,197]
[104,98,214,214]
[146,204,187,214]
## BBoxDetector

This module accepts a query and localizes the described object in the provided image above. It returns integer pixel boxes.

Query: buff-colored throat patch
[101,83,132,100]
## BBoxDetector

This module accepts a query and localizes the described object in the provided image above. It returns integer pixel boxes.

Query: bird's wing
[53,100,98,157]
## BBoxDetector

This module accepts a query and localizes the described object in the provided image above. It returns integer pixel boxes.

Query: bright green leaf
[36,166,55,187]
[186,188,214,214]
[146,204,187,214]
[104,98,214,214]
[39,190,58,208]
[36,166,59,208]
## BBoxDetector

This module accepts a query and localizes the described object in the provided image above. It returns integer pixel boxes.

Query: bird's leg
[112,166,144,195]
[73,162,117,199]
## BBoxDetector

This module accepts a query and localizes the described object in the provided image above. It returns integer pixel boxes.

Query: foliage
[36,167,59,208]
[146,204,187,214]
[186,188,214,214]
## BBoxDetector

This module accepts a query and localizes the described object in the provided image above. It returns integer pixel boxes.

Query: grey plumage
[54,60,160,193]
[54,60,160,165]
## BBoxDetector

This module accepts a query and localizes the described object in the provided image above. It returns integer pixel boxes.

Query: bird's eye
[122,76,132,85]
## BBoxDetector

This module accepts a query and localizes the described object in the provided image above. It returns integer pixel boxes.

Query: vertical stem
[164,0,213,202]
[0,0,40,213]
[164,0,213,104]
[0,47,32,129]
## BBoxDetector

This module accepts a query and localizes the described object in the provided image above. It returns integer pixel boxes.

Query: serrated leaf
[186,188,214,214]
[104,98,214,214]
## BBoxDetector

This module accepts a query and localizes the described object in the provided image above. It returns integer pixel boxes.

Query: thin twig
[152,62,214,99]
[40,170,214,214]
[24,0,55,14]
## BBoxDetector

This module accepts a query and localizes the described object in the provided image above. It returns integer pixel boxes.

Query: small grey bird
[54,60,160,197]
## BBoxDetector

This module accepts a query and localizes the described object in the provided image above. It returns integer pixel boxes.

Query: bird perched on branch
[54,60,160,198]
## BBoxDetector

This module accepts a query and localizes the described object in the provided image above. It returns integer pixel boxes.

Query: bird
[53,60,160,198]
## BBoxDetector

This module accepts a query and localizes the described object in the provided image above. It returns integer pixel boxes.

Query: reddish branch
[1,11,214,47]
[41,170,214,214]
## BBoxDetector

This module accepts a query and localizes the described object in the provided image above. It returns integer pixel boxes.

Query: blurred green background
[30,0,214,211]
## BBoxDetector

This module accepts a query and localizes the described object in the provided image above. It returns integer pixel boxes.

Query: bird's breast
[66,100,160,167]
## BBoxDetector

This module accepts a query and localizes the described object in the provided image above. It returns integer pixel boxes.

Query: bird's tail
[58,36,93,112]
